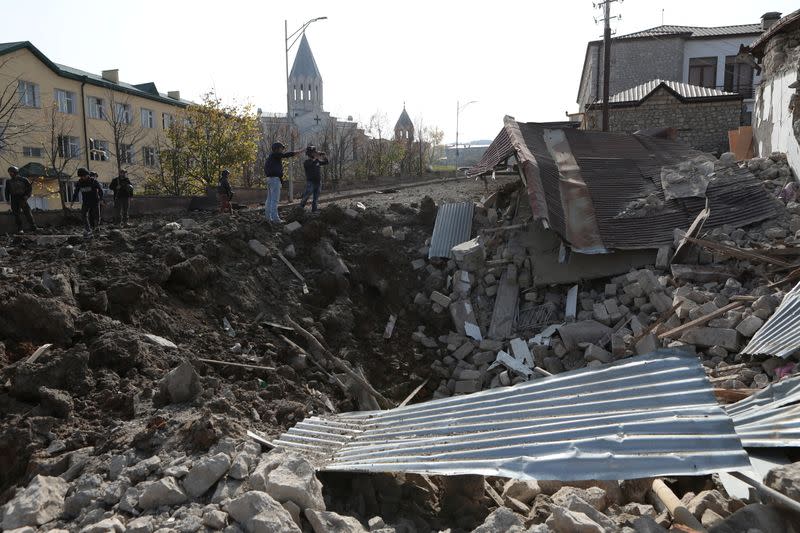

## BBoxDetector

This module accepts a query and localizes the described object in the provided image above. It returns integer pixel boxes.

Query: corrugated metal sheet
[428,202,474,259]
[616,24,762,40]
[481,119,777,252]
[742,281,800,358]
[272,351,750,481]
[726,373,800,447]
[467,126,515,178]
[750,10,800,56]
[595,79,739,105]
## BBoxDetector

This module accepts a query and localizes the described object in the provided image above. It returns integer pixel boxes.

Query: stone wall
[585,88,742,153]
[579,37,685,109]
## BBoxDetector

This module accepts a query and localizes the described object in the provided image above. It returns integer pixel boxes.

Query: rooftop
[613,23,763,41]
[590,79,742,107]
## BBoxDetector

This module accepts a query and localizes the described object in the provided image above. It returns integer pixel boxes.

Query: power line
[594,0,622,131]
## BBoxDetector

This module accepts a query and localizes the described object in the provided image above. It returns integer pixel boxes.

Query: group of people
[3,165,133,236]
[215,142,328,223]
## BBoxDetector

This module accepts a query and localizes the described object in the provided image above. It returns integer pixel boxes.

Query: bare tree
[323,118,356,183]
[0,59,35,164]
[40,103,80,210]
[103,89,147,176]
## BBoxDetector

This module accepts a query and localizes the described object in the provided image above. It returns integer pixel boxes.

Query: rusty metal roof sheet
[592,79,741,106]
[428,202,475,259]
[727,373,800,447]
[272,351,750,481]
[742,281,800,359]
[469,117,778,253]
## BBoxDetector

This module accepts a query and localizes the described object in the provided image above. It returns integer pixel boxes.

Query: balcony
[716,84,755,99]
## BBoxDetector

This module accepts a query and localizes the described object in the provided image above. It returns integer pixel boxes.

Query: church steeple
[289,34,323,116]
[394,105,414,142]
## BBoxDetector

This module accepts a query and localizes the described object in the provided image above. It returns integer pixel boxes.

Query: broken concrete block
[284,221,302,233]
[159,361,202,404]
[411,258,426,270]
[584,344,613,363]
[472,351,496,366]
[479,339,503,351]
[635,334,658,355]
[488,266,518,339]
[604,284,618,297]
[451,237,486,272]
[680,328,740,352]
[458,369,483,381]
[430,291,452,308]
[592,303,611,326]
[452,342,475,360]
[381,226,394,238]
[485,285,498,297]
[454,380,481,394]
[650,292,673,313]
[344,208,358,219]
[450,299,478,336]
[736,315,764,338]
[248,239,269,258]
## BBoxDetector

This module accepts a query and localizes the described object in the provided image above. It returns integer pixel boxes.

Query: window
[55,89,76,114]
[120,143,135,164]
[89,139,109,161]
[141,108,154,128]
[115,102,132,124]
[162,112,173,129]
[688,57,717,88]
[57,135,81,158]
[87,97,105,119]
[23,146,43,157]
[724,56,754,97]
[18,81,40,107]
[142,146,157,166]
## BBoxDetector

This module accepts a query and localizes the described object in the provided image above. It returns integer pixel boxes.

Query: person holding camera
[299,145,328,213]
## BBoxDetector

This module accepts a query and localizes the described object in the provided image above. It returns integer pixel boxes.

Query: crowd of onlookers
[4,142,328,236]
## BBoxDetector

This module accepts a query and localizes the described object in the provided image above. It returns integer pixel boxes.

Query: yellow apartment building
[0,41,190,210]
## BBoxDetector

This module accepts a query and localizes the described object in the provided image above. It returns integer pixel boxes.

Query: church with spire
[260,33,364,176]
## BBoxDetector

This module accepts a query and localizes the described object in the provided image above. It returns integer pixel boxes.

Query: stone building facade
[749,10,800,176]
[585,85,743,153]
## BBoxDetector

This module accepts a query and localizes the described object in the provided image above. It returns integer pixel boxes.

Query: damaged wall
[585,87,742,153]
[753,28,800,177]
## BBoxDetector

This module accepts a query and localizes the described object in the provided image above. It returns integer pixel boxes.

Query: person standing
[300,146,328,213]
[71,168,104,237]
[263,141,301,223]
[4,166,38,233]
[217,169,234,214]
[109,168,134,226]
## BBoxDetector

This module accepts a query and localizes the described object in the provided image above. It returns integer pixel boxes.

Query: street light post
[285,16,327,201]
[455,100,477,175]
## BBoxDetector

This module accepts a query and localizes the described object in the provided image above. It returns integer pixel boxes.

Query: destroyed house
[468,117,778,281]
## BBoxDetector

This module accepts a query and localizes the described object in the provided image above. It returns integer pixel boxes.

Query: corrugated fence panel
[273,351,750,481]
[428,202,474,259]
[727,373,800,447]
[742,281,800,358]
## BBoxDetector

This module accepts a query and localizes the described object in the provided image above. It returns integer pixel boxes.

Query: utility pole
[595,0,620,132]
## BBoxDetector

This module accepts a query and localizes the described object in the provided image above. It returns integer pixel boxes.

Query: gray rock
[735,315,764,338]
[211,478,243,505]
[126,516,155,533]
[138,476,188,510]
[78,517,125,533]
[686,490,729,518]
[159,361,202,404]
[118,486,139,514]
[563,495,616,531]
[225,491,300,533]
[1,475,68,530]
[183,453,231,498]
[551,486,608,511]
[545,505,604,533]
[64,487,103,517]
[228,454,251,480]
[108,455,126,481]
[203,509,228,529]
[502,479,541,505]
[765,460,800,501]
[471,507,525,533]
[282,500,302,528]
[250,453,325,512]
[631,516,668,533]
[305,509,368,533]
[367,516,386,530]
[707,503,789,533]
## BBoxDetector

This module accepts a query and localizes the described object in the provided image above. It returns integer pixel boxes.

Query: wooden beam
[278,252,309,295]
[658,301,744,339]
[686,237,792,268]
[197,358,276,372]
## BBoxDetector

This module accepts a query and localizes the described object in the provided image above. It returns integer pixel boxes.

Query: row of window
[18,136,157,166]
[18,81,175,128]
[687,55,755,93]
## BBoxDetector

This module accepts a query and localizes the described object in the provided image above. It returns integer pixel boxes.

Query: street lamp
[285,16,327,201]
[455,100,477,174]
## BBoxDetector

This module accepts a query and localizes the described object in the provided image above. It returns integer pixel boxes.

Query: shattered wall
[753,28,800,177]
[585,88,742,153]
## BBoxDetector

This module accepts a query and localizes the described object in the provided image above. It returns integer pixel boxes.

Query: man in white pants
[263,141,301,223]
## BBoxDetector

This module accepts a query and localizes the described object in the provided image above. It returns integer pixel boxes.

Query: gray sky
[3,0,796,143]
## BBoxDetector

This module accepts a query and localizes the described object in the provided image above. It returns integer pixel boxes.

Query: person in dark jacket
[217,169,233,214]
[263,141,301,223]
[109,168,134,226]
[71,167,104,237]
[299,146,328,212]
[4,166,38,233]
